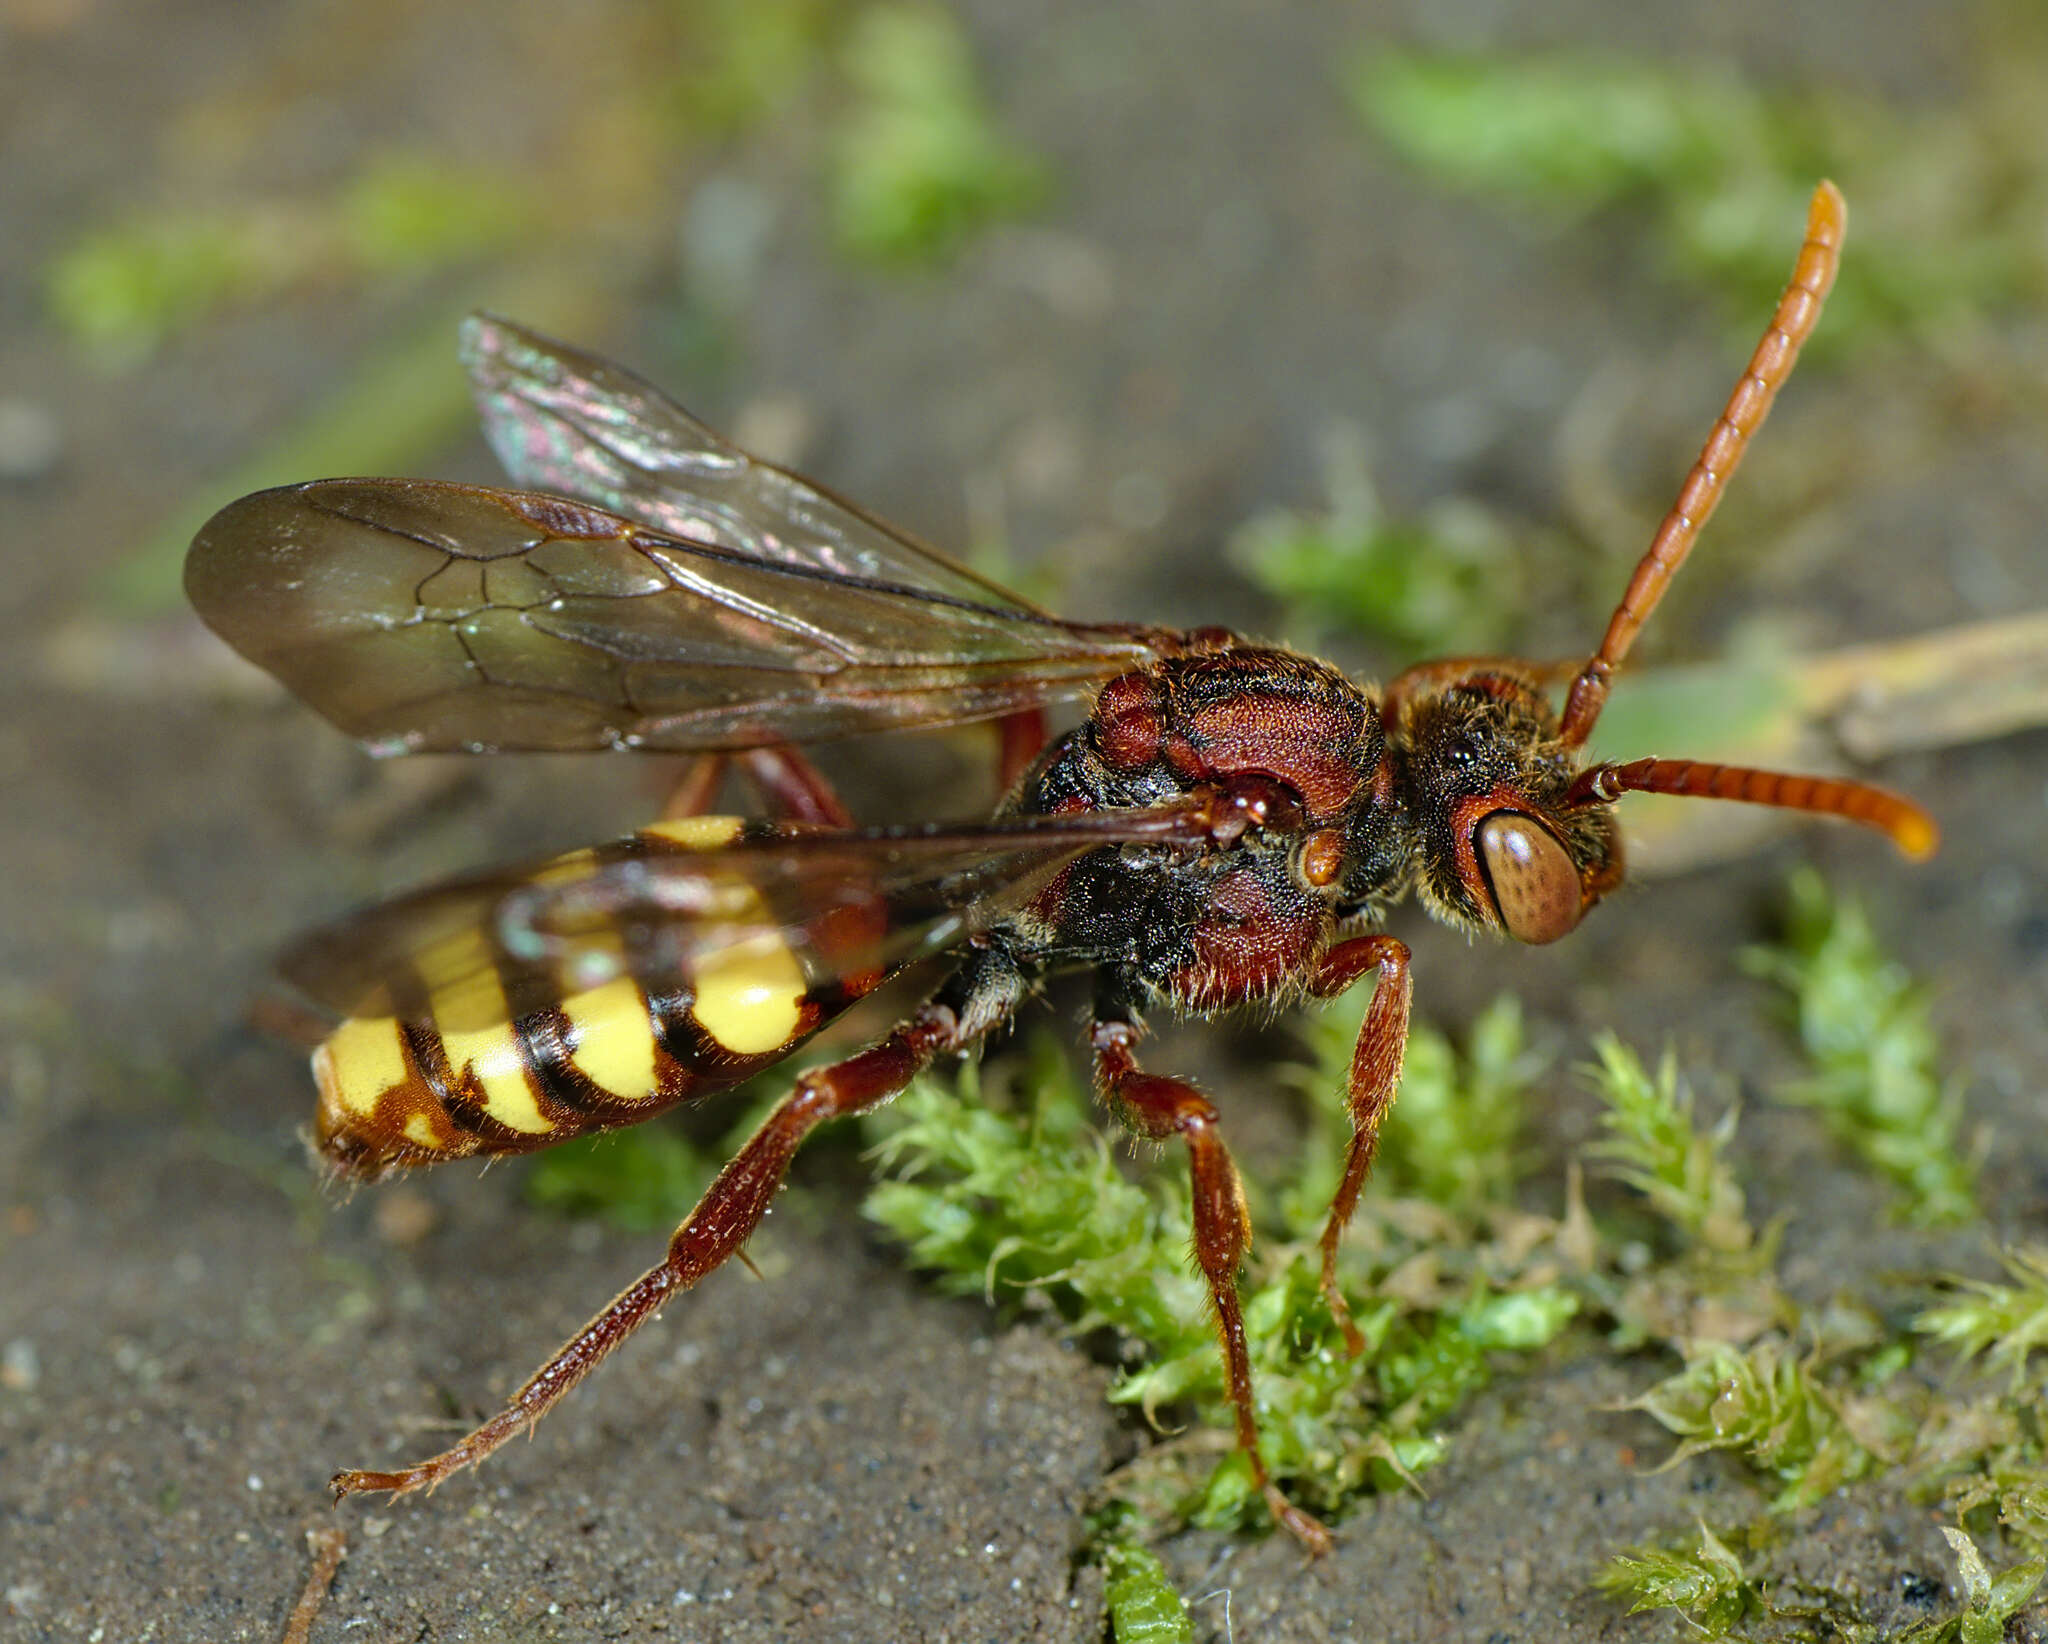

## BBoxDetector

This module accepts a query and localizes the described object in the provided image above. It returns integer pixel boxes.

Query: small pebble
[1,1338,40,1391]
[0,398,62,481]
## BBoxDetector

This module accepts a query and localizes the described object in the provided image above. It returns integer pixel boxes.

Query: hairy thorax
[997,647,1411,1013]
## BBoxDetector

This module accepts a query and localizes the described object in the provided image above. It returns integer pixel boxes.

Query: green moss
[828,3,1049,264]
[1227,429,1525,656]
[1929,1528,2046,1644]
[864,1049,1200,1345]
[1098,1540,1194,1644]
[1574,889,2048,1636]
[862,1008,1574,1539]
[1624,1338,1896,1510]
[523,1086,788,1233]
[1583,1034,1753,1256]
[508,868,2015,1632]
[1596,1521,1760,1637]
[1745,868,1977,1226]
[1596,1519,2046,1643]
[524,1129,724,1233]
[1917,1247,2048,1394]
[1282,990,1537,1226]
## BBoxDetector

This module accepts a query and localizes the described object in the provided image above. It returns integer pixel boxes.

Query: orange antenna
[1558,180,1846,748]
[1566,756,1940,860]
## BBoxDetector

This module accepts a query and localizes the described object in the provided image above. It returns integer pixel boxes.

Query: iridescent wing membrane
[462,313,1033,608]
[281,807,1213,1032]
[186,317,1174,756]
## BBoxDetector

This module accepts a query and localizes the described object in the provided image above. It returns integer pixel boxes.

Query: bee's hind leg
[331,995,973,1502]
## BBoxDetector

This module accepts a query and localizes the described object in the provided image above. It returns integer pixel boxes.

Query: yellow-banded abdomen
[312,816,848,1176]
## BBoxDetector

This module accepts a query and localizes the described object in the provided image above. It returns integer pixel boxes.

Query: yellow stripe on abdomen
[644,815,809,1056]
[420,923,553,1136]
[309,813,821,1174]
[313,1015,461,1169]
[437,1020,553,1134]
[314,1015,410,1122]
[691,931,807,1054]
[642,815,745,850]
[560,975,659,1098]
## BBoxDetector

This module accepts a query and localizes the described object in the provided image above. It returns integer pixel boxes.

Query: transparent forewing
[463,313,1042,612]
[281,806,1212,1030]
[186,479,1169,753]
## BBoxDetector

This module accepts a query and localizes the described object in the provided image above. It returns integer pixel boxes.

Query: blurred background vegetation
[27,0,2048,836]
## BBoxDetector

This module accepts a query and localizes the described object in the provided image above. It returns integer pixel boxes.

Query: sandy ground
[3,1,2045,1639]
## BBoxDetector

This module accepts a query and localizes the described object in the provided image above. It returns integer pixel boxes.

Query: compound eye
[1475,812,1583,945]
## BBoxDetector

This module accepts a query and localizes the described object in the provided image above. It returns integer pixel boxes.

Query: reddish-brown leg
[737,746,854,827]
[1090,1013,1333,1555]
[1305,936,1413,1356]
[332,1001,966,1501]
[659,753,729,819]
[995,707,1049,793]
[660,746,855,827]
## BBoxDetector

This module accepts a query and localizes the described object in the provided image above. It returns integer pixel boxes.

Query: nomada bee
[188,181,1934,1551]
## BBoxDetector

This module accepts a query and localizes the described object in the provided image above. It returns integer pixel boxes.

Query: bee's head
[1383,182,1935,944]
[1389,668,1620,943]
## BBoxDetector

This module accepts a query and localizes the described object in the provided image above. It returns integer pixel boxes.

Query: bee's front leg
[1088,1008,1333,1556]
[1303,935,1412,1356]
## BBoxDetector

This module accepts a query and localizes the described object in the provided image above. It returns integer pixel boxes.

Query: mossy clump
[1597,1522,1760,1638]
[862,995,1575,1539]
[1745,867,1977,1226]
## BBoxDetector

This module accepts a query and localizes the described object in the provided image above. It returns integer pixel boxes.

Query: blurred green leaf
[1357,53,1748,203]
[670,0,833,135]
[1351,46,2048,348]
[830,3,1050,263]
[49,211,290,369]
[340,151,531,273]
[1229,427,1525,655]
[49,155,535,369]
[109,305,484,614]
